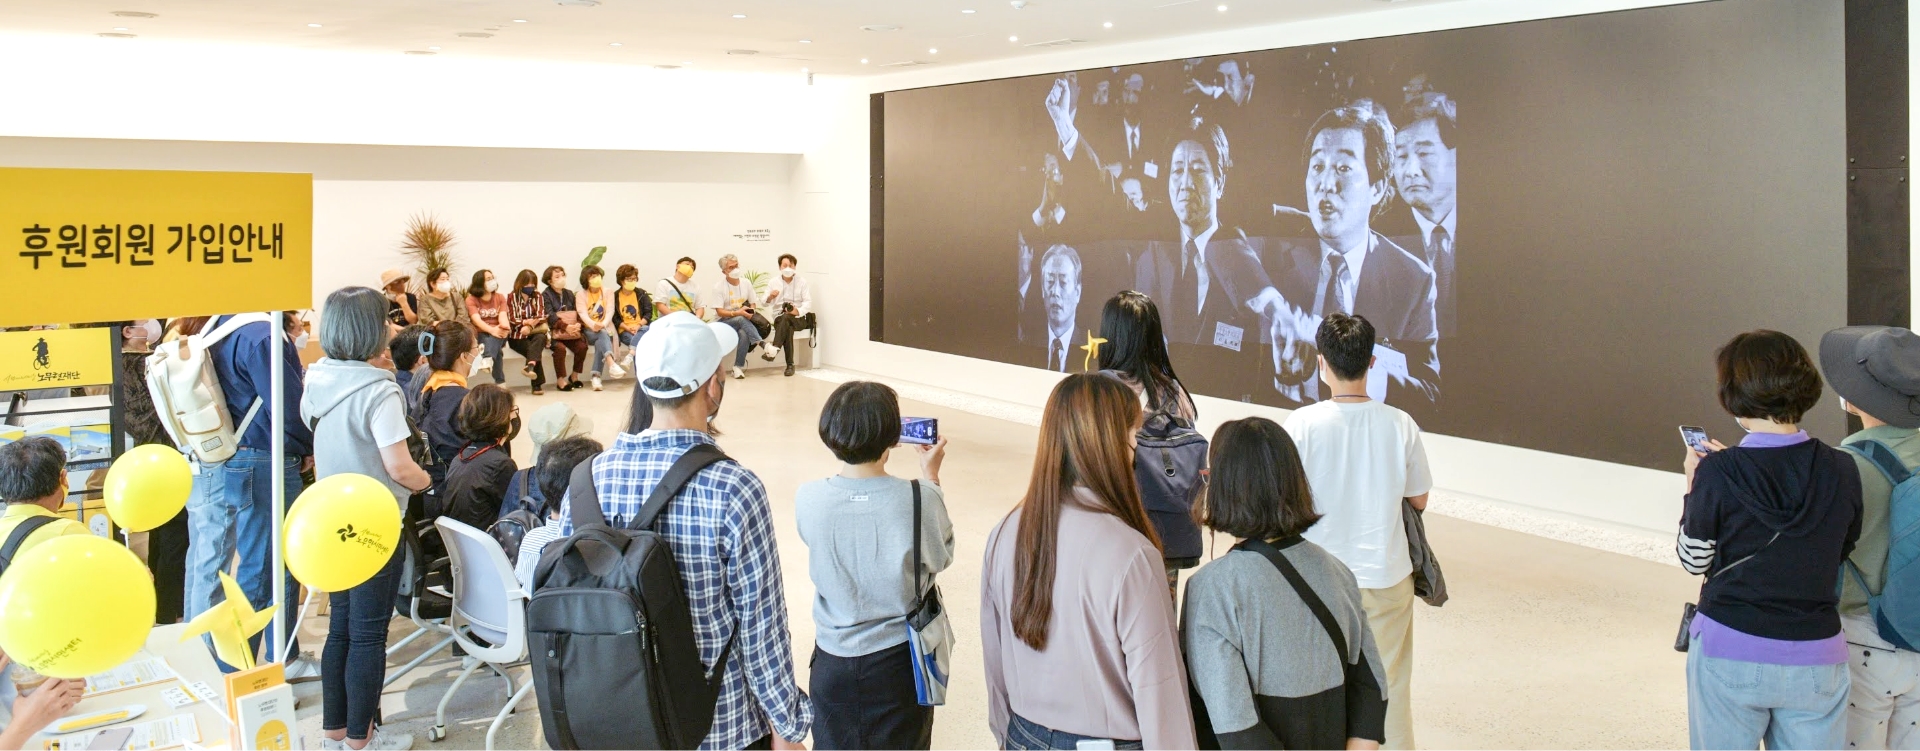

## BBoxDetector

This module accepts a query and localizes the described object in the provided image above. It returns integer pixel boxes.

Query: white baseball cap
[633,312,739,399]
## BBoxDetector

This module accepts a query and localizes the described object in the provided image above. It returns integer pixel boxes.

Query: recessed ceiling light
[1102,21,1112,28]
[860,58,869,63]
[609,42,622,46]
[512,19,527,23]
[110,11,156,18]
[799,39,811,43]
[961,8,976,13]
[1008,35,1018,42]
[801,67,810,72]
[929,47,938,53]
[1216,3,1227,10]
[732,13,747,18]
[307,23,322,28]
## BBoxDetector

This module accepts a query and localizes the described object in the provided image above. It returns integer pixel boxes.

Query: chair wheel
[427,726,446,742]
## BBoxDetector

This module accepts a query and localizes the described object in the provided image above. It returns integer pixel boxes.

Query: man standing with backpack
[549,311,811,750]
[1822,326,1920,750]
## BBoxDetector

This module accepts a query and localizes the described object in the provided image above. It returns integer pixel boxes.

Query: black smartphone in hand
[901,417,939,445]
[1680,425,1713,453]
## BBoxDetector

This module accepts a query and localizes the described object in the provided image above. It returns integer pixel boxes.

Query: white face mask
[484,278,499,293]
[435,280,452,293]
[780,267,795,279]
[726,268,741,281]
[294,331,310,351]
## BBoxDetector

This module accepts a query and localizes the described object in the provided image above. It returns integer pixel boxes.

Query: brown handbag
[554,311,582,341]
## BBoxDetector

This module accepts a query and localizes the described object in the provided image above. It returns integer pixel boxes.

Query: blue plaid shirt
[559,429,813,748]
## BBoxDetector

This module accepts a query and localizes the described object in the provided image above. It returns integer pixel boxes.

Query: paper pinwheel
[179,572,277,670]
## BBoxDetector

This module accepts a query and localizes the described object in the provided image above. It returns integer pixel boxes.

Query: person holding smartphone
[1678,330,1862,750]
[795,381,952,749]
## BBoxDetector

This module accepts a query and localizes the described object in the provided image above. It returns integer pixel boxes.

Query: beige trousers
[1361,574,1417,750]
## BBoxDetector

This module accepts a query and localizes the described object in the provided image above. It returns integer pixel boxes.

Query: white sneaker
[760,346,777,362]
[731,366,746,380]
[606,356,627,379]
[591,376,603,392]
[355,728,414,751]
[283,653,322,683]
[320,737,346,751]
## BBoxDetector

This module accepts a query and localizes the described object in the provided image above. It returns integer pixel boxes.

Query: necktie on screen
[1174,240,1201,320]
[1050,339,1065,372]
[1322,252,1353,316]
[1428,225,1453,310]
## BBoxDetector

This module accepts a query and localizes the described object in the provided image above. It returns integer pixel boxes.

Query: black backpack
[1135,410,1209,561]
[528,444,737,750]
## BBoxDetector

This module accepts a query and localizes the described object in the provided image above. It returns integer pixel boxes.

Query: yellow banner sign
[0,167,312,328]
[0,327,113,390]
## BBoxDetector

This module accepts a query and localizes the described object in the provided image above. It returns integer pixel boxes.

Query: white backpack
[145,313,274,465]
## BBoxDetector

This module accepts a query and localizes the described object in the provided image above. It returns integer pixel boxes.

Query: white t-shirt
[708,278,755,313]
[1283,399,1433,589]
[370,393,412,448]
[654,277,699,315]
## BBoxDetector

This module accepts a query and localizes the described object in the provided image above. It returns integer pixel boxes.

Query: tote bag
[902,480,953,706]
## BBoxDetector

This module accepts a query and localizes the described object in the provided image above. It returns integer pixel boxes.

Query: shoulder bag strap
[565,454,607,530]
[1709,531,1781,580]
[1842,441,1914,486]
[0,516,59,576]
[1239,538,1351,667]
[912,479,924,607]
[632,443,729,531]
[664,279,695,310]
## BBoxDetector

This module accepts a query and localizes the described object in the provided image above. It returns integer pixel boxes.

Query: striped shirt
[557,429,811,748]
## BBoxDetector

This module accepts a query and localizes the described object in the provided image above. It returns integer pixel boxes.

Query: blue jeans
[478,333,506,384]
[1687,639,1849,750]
[184,447,303,671]
[1004,713,1142,751]
[718,315,763,367]
[584,328,613,376]
[322,548,403,741]
[618,328,646,347]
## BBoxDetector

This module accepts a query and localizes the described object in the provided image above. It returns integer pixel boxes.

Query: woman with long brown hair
[980,373,1195,750]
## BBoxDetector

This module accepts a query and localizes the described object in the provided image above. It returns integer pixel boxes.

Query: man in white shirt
[761,253,815,377]
[654,256,705,320]
[1283,312,1433,751]
[708,253,766,380]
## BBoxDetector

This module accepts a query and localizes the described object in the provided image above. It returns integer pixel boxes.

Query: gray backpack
[1134,410,1208,560]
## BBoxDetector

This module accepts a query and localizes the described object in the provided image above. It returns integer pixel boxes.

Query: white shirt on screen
[1317,234,1374,315]
[1413,208,1456,255]
[1283,398,1433,590]
[769,274,812,317]
[1180,221,1219,317]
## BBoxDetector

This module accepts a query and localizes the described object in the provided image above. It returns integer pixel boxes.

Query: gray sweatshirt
[300,358,411,505]
[794,475,953,657]
[1182,540,1388,749]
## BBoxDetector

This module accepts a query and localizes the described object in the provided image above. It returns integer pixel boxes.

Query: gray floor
[290,369,1696,750]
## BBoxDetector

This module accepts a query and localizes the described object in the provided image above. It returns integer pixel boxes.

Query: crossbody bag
[903,479,953,706]
[1675,531,1780,652]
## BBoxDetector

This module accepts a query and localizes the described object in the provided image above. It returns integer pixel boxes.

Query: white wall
[795,0,1820,539]
[0,32,823,154]
[313,180,796,307]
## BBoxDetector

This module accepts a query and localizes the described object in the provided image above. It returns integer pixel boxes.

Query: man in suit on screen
[1264,101,1441,404]
[1029,244,1084,373]
[1391,88,1458,338]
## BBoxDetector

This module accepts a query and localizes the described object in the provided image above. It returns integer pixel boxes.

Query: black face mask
[522,285,537,295]
[508,415,523,443]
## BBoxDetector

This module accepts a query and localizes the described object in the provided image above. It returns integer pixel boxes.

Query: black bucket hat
[1821,326,1920,430]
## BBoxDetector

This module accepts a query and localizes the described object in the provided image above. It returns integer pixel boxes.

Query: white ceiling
[0,0,1457,76]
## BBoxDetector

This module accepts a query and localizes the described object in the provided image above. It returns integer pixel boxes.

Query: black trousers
[773,313,816,366]
[507,333,549,387]
[149,507,190,623]
[810,642,934,750]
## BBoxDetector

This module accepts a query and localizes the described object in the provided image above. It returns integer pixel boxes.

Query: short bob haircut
[615,264,640,285]
[778,253,799,268]
[1317,313,1376,382]
[320,286,393,362]
[1193,417,1321,541]
[456,383,517,444]
[819,381,902,464]
[1716,330,1824,425]
[536,435,604,517]
[541,265,567,288]
[390,324,431,372]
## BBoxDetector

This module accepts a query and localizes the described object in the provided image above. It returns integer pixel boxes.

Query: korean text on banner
[0,327,112,391]
[0,167,312,328]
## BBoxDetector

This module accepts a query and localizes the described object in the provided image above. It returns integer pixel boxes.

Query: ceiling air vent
[97,32,137,38]
[861,24,902,32]
[726,49,760,56]
[456,32,493,38]
[404,50,437,55]
[654,64,681,70]
[110,10,157,18]
[880,60,934,68]
[555,0,600,6]
[1024,38,1086,48]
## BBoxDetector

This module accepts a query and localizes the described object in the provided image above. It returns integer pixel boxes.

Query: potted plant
[400,213,457,288]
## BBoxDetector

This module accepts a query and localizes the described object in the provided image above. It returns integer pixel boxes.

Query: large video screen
[878,0,1847,470]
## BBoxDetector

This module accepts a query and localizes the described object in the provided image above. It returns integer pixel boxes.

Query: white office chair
[386,517,457,688]
[428,518,533,750]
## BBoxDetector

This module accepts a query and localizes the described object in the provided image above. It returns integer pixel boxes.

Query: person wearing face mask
[542,265,589,393]
[763,254,814,377]
[466,270,511,386]
[379,269,419,330]
[439,383,520,532]
[417,269,472,329]
[576,264,623,392]
[556,312,813,750]
[612,263,653,365]
[507,269,550,396]
[655,256,706,320]
[707,253,766,381]
[410,321,478,494]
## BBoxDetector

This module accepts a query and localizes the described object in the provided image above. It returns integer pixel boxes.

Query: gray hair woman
[301,286,432,751]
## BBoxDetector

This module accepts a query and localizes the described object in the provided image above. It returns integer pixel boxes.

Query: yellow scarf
[421,369,468,394]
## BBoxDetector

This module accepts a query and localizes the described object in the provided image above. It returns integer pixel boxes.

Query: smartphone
[1679,425,1712,453]
[901,417,939,446]
[84,728,133,751]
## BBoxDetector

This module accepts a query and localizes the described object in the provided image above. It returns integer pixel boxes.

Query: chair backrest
[436,517,529,662]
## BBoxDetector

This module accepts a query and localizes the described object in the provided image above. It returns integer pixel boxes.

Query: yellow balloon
[103,444,193,533]
[284,474,402,592]
[0,535,156,679]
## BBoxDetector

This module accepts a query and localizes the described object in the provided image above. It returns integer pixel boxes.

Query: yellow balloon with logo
[0,534,157,678]
[284,473,402,592]
[102,444,193,533]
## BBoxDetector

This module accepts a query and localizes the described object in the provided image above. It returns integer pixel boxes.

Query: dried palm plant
[400,213,458,287]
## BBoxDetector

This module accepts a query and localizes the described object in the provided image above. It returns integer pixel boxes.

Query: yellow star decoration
[180,572,277,670]
[1080,330,1107,372]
